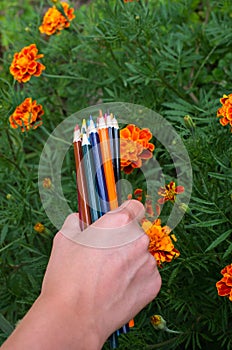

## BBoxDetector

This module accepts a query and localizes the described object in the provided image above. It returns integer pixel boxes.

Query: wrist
[38,293,105,350]
[2,293,104,350]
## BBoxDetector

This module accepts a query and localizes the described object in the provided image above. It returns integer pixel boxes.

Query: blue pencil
[81,119,101,222]
[88,116,110,214]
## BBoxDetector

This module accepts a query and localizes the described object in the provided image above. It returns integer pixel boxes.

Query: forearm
[1,294,103,350]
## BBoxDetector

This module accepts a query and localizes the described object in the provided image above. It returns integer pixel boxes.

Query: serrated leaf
[205,229,232,252]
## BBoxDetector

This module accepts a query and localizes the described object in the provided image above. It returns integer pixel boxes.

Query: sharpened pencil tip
[82,118,87,130]
[98,115,106,128]
[74,124,80,131]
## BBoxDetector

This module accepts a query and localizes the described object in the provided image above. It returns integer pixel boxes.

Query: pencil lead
[99,109,103,118]
[74,124,80,131]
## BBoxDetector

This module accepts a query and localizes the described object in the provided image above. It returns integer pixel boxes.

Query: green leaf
[190,205,219,214]
[223,243,232,258]
[186,218,228,228]
[205,229,232,252]
[0,224,8,244]
[0,313,14,336]
[208,172,232,180]
[191,197,215,206]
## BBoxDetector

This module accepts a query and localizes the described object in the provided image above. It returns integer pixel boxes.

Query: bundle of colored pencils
[73,111,131,348]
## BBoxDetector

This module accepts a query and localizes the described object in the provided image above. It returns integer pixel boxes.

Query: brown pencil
[73,124,91,230]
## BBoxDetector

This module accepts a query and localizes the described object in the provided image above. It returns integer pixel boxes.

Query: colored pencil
[111,114,122,205]
[88,116,110,214]
[106,113,115,169]
[73,114,125,348]
[97,115,118,210]
[73,124,91,230]
[81,119,101,222]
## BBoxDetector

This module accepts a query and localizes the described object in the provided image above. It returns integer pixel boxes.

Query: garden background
[0,0,232,349]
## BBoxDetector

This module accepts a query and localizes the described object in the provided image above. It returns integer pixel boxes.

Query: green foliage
[0,0,232,349]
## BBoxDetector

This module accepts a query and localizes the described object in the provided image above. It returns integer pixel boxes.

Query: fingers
[59,200,146,248]
[93,199,145,229]
[59,213,81,237]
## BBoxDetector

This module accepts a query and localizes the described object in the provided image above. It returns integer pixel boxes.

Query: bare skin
[1,200,161,350]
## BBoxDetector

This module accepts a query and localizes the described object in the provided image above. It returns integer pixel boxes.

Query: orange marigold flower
[158,181,184,204]
[120,124,154,174]
[128,188,143,202]
[34,222,45,233]
[216,264,232,301]
[217,94,232,132]
[42,177,52,189]
[39,2,75,36]
[9,98,44,132]
[9,44,45,83]
[142,218,180,267]
[134,188,143,201]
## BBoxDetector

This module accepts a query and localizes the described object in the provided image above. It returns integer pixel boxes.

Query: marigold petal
[157,197,166,204]
[175,185,185,194]
[139,148,153,159]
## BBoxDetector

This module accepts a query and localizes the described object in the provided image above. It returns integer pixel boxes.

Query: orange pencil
[97,115,118,210]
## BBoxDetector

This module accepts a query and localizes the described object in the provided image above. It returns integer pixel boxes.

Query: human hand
[41,199,162,347]
[1,200,161,350]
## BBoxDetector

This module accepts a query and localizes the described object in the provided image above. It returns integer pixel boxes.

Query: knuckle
[140,233,150,249]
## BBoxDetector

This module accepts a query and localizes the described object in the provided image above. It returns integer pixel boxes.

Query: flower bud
[177,202,191,214]
[150,315,167,330]
[34,222,45,234]
[184,115,195,131]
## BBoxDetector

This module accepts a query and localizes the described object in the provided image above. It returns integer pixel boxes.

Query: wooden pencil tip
[74,124,80,131]
[99,109,103,117]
